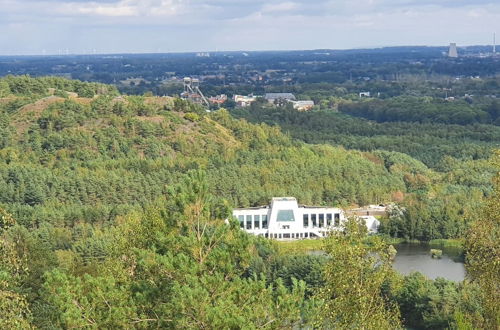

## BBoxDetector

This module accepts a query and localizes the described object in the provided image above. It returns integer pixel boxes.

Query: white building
[232,198,381,240]
[358,215,381,234]
[232,197,348,240]
[291,100,315,111]
[233,94,257,107]
[448,43,458,58]
[265,93,296,103]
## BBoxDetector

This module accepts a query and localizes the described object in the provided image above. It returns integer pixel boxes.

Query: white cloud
[55,0,183,17]
[76,4,137,17]
[262,2,299,13]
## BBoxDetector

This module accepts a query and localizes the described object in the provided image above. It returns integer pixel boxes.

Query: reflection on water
[392,243,466,282]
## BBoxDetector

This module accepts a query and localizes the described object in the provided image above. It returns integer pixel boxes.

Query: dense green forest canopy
[0,76,405,223]
[232,99,500,241]
[232,100,500,168]
[0,75,496,241]
[0,76,498,328]
[338,97,500,125]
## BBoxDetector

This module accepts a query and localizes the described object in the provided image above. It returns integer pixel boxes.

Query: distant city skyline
[1,0,499,55]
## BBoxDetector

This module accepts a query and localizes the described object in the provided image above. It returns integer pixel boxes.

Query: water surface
[393,243,466,282]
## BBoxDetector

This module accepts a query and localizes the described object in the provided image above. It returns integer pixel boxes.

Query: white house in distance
[291,100,315,111]
[233,94,258,107]
[232,197,380,240]
[265,93,296,103]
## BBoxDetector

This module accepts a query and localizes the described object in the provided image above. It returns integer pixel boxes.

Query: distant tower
[494,33,496,54]
[448,43,458,58]
[181,77,210,107]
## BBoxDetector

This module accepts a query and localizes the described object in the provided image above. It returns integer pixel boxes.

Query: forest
[0,75,498,328]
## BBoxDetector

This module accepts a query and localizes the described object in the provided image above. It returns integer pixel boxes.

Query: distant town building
[208,94,227,105]
[448,43,458,58]
[265,93,296,104]
[493,32,496,54]
[291,100,315,111]
[359,92,371,98]
[233,94,257,107]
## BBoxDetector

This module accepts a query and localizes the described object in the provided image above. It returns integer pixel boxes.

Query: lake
[393,243,466,282]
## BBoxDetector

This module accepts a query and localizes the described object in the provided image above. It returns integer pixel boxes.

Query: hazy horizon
[0,43,496,57]
[1,0,499,56]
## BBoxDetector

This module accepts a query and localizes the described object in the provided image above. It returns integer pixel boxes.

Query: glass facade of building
[276,210,295,222]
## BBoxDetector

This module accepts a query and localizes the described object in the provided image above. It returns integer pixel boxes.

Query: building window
[303,214,309,228]
[277,210,295,222]
[334,213,340,226]
[254,215,260,229]
[246,215,252,230]
[283,233,290,239]
[238,215,244,228]
[279,234,282,239]
[311,214,317,227]
[319,214,324,228]
[327,213,332,226]
[305,233,309,238]
[262,215,268,229]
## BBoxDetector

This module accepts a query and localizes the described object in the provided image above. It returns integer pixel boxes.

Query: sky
[1,0,500,55]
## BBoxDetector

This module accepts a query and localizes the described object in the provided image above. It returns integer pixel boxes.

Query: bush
[185,113,200,122]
